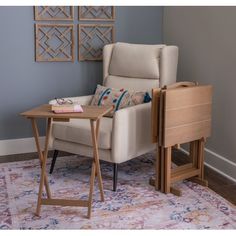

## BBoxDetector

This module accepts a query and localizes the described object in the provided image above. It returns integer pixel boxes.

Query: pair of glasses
[55,98,73,105]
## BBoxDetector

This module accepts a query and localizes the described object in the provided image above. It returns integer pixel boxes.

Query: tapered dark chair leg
[113,163,118,191]
[49,150,59,174]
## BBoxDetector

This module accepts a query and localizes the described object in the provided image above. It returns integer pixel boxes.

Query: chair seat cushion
[52,117,113,149]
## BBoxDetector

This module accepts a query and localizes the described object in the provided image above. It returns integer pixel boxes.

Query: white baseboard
[0,137,45,156]
[180,147,236,183]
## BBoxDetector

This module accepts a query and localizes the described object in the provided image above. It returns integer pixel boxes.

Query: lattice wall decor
[79,6,115,21]
[78,24,114,61]
[35,6,74,21]
[35,24,74,62]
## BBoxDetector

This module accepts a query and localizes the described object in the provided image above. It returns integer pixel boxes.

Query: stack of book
[51,103,83,113]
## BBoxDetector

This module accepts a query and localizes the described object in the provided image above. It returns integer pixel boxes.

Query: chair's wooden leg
[164,147,172,194]
[90,119,104,202]
[31,118,51,200]
[49,150,59,174]
[33,118,52,216]
[87,161,96,219]
[113,163,118,192]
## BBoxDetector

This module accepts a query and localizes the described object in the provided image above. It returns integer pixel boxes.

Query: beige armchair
[49,42,178,191]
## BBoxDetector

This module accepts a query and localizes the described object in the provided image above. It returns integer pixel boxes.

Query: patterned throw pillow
[90,85,151,117]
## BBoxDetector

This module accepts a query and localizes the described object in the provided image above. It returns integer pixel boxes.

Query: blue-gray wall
[0,6,163,140]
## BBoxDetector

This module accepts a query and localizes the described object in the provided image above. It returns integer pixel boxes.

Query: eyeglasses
[55,98,73,105]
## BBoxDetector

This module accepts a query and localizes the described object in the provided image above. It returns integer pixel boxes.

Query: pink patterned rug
[0,153,235,229]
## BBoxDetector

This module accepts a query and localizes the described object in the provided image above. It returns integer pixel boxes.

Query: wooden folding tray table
[21,104,113,218]
[150,82,213,196]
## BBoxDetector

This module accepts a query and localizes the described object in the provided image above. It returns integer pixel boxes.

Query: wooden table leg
[31,118,52,216]
[87,161,96,219]
[160,146,165,193]
[31,118,51,199]
[155,145,161,190]
[90,119,104,202]
[87,119,105,218]
[164,147,172,193]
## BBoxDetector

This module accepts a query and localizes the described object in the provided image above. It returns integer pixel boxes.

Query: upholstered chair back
[103,42,178,91]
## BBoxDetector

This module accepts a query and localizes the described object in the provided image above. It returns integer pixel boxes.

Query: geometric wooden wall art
[35,24,74,62]
[79,6,115,21]
[34,6,74,21]
[78,24,114,61]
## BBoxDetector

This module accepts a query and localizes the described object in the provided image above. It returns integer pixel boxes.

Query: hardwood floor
[0,149,235,205]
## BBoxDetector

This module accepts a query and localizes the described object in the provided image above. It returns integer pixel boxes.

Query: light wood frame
[21,105,113,218]
[79,6,115,21]
[35,24,75,62]
[78,24,115,61]
[34,6,74,21]
[150,82,212,196]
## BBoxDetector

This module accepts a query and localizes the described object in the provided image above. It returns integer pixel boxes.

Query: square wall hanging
[35,24,74,62]
[79,6,115,21]
[34,6,74,21]
[78,24,114,61]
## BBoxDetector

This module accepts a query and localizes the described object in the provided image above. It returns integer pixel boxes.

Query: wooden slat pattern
[164,120,211,147]
[165,103,212,128]
[165,85,212,110]
[162,85,212,147]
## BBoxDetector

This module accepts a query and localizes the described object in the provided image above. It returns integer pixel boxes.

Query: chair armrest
[49,95,93,106]
[111,103,155,163]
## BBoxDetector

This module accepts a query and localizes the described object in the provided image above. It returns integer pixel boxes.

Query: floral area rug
[0,152,235,229]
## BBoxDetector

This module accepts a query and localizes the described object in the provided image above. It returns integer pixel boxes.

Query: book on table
[51,103,83,113]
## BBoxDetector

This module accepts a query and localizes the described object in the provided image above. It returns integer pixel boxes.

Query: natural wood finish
[171,167,201,183]
[79,6,115,21]
[41,198,88,207]
[155,146,161,190]
[35,118,52,216]
[165,81,198,89]
[164,147,172,193]
[21,105,112,218]
[165,104,212,128]
[53,118,70,122]
[34,6,74,21]
[160,147,165,192]
[35,24,74,62]
[150,83,212,196]
[21,104,113,120]
[31,118,51,199]
[171,163,193,174]
[90,120,105,202]
[78,24,115,61]
[151,88,161,143]
[87,161,96,219]
[164,120,211,148]
[170,187,182,196]
[164,85,212,110]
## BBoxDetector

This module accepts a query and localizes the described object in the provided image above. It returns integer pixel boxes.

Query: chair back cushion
[109,42,165,79]
[104,75,159,92]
